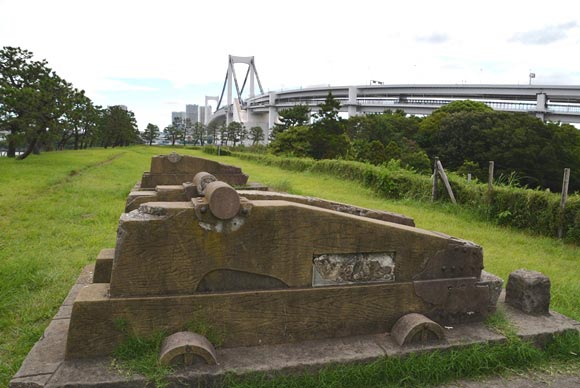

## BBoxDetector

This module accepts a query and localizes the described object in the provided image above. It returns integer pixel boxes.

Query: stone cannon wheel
[391,313,445,346]
[158,332,218,366]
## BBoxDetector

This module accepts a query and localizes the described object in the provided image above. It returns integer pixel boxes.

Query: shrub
[203,145,231,156]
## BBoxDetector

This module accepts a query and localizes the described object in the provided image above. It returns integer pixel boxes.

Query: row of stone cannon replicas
[65,155,505,367]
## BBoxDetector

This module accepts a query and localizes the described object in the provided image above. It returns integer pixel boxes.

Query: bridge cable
[240,66,251,99]
[216,69,229,111]
[251,59,265,95]
[231,62,244,104]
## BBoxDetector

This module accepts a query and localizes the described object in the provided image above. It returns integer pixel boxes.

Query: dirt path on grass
[446,371,580,387]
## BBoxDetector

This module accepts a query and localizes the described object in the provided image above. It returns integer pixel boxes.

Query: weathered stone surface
[478,270,504,307]
[159,331,218,366]
[93,248,114,283]
[66,281,428,358]
[156,185,187,201]
[506,269,551,315]
[139,153,248,189]
[9,374,52,388]
[413,277,492,324]
[193,171,217,196]
[237,190,415,226]
[391,313,445,346]
[58,185,497,359]
[205,181,241,220]
[108,199,477,298]
[12,316,68,381]
[125,190,157,213]
[413,238,483,281]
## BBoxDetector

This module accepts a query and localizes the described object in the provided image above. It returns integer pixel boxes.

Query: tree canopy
[142,123,160,146]
[419,109,580,190]
[267,97,580,190]
[0,46,141,159]
[270,104,310,140]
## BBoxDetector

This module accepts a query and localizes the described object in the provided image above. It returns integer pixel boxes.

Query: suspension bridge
[204,55,580,140]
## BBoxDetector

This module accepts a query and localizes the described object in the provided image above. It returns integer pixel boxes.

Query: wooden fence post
[436,160,457,205]
[486,161,494,204]
[558,168,571,239]
[432,157,439,201]
[488,161,494,194]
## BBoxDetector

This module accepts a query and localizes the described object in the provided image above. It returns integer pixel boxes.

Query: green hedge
[233,152,580,244]
[202,145,232,156]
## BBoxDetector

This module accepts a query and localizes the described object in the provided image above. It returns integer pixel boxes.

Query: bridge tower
[216,55,264,126]
[204,96,219,125]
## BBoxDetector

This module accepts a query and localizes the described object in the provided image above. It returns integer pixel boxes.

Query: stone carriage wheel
[159,331,218,366]
[391,313,445,346]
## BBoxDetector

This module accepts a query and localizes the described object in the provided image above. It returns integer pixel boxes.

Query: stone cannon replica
[65,159,502,366]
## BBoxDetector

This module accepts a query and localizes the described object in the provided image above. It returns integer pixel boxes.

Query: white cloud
[510,22,578,45]
[416,33,450,44]
[1,0,580,128]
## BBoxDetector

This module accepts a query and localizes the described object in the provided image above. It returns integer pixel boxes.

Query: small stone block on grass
[505,269,551,315]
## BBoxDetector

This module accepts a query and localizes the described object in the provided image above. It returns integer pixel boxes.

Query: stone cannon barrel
[192,171,217,196]
[205,181,241,220]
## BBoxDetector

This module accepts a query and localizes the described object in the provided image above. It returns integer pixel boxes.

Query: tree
[367,140,387,165]
[271,104,310,140]
[73,91,98,150]
[99,106,139,148]
[182,118,192,146]
[227,122,246,146]
[345,110,421,147]
[206,121,219,145]
[218,124,228,145]
[269,126,312,157]
[163,124,182,146]
[314,92,341,122]
[248,126,265,145]
[56,89,99,150]
[309,92,350,159]
[383,140,401,162]
[418,105,580,190]
[142,123,160,146]
[437,100,493,114]
[0,46,80,159]
[191,122,205,145]
[1,46,106,157]
[1,46,50,157]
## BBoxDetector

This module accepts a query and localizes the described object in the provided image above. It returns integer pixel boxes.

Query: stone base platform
[10,265,580,388]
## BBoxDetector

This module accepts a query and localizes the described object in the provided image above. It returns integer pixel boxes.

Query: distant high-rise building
[171,111,186,125]
[199,107,206,126]
[186,104,199,124]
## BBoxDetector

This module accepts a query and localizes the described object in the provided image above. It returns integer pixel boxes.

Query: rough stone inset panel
[313,252,395,287]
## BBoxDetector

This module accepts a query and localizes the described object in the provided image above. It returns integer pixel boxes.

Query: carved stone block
[506,269,550,315]
[139,153,248,189]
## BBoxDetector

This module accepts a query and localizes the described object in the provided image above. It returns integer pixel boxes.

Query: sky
[1,0,580,130]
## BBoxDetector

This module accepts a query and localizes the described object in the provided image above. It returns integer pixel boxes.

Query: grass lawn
[0,146,578,387]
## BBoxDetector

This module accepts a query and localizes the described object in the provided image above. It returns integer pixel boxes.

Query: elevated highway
[204,57,580,139]
[207,84,580,139]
